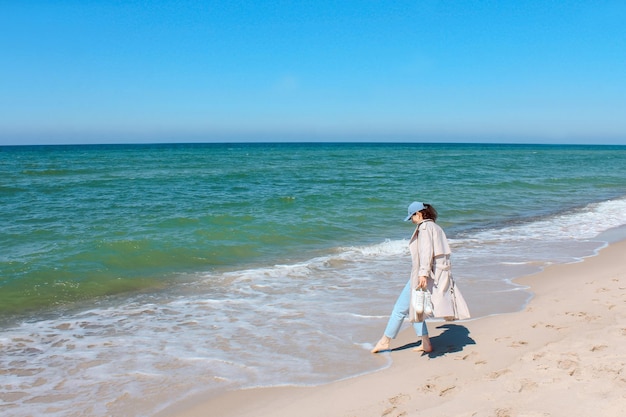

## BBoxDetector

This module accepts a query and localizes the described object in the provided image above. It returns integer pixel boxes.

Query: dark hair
[420,203,438,222]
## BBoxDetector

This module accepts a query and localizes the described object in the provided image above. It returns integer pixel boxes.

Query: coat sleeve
[417,225,434,277]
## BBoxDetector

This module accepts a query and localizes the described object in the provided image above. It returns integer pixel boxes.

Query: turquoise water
[1,142,626,416]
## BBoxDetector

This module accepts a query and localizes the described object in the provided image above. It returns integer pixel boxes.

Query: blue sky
[1,0,625,145]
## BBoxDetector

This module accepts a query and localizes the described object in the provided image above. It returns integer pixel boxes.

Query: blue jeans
[384,279,429,338]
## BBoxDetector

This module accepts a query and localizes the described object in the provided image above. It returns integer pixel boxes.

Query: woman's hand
[418,275,428,289]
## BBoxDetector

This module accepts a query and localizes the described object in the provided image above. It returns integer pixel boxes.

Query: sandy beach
[160,240,626,417]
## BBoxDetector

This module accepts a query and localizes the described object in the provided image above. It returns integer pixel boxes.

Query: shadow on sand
[392,323,476,358]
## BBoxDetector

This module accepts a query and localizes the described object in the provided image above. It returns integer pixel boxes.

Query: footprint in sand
[506,378,539,393]
[520,379,539,392]
[495,407,513,417]
[417,381,437,394]
[383,411,406,417]
[438,385,456,397]
[455,351,487,366]
[488,368,512,379]
[565,311,600,322]
[416,381,437,394]
[388,393,410,406]
[557,359,578,371]
[381,394,411,417]
[382,410,407,417]
[531,322,567,331]
[457,351,478,361]
[381,406,395,417]
[380,393,410,417]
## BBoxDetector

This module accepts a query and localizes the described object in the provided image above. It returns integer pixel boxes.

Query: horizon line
[2,140,626,148]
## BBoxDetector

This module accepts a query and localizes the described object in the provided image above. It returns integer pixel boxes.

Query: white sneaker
[424,290,433,316]
[412,288,424,315]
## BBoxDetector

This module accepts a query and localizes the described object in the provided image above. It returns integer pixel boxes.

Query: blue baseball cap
[404,201,425,221]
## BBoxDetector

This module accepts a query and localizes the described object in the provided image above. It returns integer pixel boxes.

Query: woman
[371,201,470,354]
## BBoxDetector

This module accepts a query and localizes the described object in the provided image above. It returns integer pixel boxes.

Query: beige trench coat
[408,220,471,321]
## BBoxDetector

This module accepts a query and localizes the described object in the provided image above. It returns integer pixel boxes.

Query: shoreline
[158,238,626,417]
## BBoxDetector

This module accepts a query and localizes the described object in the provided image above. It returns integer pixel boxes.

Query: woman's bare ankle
[421,336,432,352]
[371,336,391,353]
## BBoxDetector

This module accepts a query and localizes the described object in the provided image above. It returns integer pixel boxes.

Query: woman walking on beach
[371,201,470,354]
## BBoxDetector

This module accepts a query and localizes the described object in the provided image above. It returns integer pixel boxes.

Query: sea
[1,142,626,416]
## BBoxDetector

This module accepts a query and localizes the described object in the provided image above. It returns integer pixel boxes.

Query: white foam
[457,197,626,244]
